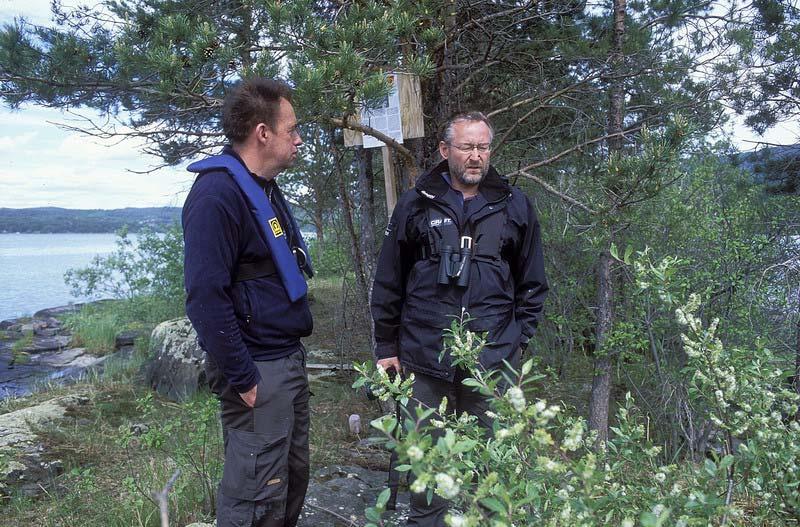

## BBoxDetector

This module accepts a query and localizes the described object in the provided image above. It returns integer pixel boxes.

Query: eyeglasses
[449,143,491,154]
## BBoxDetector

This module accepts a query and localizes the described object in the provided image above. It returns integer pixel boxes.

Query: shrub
[64,224,185,320]
[356,288,800,526]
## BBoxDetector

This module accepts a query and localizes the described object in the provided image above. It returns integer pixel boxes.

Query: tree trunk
[356,146,376,285]
[588,0,626,444]
[334,143,369,310]
[588,250,615,444]
[795,285,800,421]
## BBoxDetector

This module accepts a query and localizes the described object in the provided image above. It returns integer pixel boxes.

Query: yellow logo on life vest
[268,218,284,238]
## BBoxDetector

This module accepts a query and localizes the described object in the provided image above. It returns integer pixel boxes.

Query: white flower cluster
[407,445,425,462]
[494,422,526,442]
[561,419,585,451]
[506,386,526,413]
[435,472,461,499]
[410,476,428,494]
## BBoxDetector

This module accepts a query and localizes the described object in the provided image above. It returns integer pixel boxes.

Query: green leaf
[718,454,735,471]
[461,378,483,388]
[365,507,381,522]
[623,244,634,264]
[376,487,391,508]
[704,458,717,476]
[480,497,507,514]
[521,359,533,376]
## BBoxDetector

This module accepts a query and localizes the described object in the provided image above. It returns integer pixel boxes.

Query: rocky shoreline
[0,303,138,400]
[0,306,409,525]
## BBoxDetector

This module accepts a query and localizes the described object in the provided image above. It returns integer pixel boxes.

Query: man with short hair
[371,111,548,526]
[183,78,313,527]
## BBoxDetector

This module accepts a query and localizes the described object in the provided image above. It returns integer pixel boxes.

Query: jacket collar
[415,159,510,203]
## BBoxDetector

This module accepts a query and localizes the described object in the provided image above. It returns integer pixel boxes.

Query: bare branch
[329,116,418,169]
[152,469,181,527]
[517,170,597,214]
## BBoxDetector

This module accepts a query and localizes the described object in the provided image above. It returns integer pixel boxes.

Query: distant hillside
[0,207,182,233]
[737,144,800,194]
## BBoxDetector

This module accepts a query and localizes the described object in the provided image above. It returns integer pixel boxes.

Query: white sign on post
[362,73,403,149]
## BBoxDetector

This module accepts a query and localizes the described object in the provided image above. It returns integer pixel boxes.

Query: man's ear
[439,141,449,160]
[255,122,271,145]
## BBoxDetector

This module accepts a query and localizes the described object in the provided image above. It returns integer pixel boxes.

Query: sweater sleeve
[183,191,260,393]
[512,194,549,348]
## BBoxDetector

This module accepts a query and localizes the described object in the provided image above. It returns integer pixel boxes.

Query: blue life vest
[187,153,312,302]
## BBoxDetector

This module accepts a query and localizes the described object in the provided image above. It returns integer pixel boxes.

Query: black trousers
[406,353,519,527]
[206,347,310,527]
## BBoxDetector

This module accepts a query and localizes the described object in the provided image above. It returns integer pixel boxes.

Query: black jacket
[183,147,313,394]
[371,160,548,381]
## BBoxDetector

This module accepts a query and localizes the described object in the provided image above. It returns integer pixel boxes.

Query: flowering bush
[355,252,800,525]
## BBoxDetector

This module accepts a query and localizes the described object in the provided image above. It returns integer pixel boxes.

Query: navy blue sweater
[182,149,313,393]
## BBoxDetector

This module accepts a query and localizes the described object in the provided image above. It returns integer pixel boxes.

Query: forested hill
[737,144,800,194]
[0,207,182,233]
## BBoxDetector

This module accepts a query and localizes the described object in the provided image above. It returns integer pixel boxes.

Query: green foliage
[357,319,730,526]
[10,333,33,364]
[308,239,351,278]
[65,307,122,354]
[64,224,185,323]
[117,391,222,516]
[358,287,800,525]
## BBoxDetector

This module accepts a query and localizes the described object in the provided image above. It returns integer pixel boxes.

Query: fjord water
[0,233,118,321]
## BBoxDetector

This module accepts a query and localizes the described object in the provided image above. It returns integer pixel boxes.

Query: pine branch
[516,170,597,214]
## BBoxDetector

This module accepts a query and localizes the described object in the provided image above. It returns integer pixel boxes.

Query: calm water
[0,233,119,321]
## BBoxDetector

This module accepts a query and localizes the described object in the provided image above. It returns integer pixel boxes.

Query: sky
[0,0,193,210]
[1,1,799,210]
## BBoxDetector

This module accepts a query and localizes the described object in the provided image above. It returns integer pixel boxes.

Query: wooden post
[382,146,398,216]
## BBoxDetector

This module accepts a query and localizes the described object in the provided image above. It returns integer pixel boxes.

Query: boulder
[144,318,205,402]
[0,392,89,496]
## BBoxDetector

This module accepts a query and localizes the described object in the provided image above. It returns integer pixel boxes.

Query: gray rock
[19,335,72,354]
[0,392,88,496]
[115,329,146,349]
[29,348,105,369]
[34,328,60,338]
[33,304,85,318]
[299,465,408,527]
[144,318,206,402]
[0,393,89,450]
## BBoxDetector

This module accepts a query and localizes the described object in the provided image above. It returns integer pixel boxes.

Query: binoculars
[437,236,473,287]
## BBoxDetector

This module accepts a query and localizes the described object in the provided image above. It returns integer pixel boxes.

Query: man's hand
[376,356,402,374]
[239,384,258,408]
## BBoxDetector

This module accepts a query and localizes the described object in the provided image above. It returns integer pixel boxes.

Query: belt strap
[234,259,277,282]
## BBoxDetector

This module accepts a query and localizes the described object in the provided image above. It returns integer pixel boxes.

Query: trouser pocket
[219,427,288,501]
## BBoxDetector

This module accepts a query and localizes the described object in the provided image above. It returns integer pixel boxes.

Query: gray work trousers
[206,347,310,527]
[406,353,519,527]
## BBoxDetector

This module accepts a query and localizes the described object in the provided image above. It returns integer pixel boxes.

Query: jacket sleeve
[370,201,414,360]
[512,194,549,349]
[183,191,260,393]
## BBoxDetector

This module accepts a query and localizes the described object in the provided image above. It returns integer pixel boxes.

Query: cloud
[0,132,36,151]
[0,160,192,209]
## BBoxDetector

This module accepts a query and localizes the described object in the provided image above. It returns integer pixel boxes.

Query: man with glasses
[371,112,549,526]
